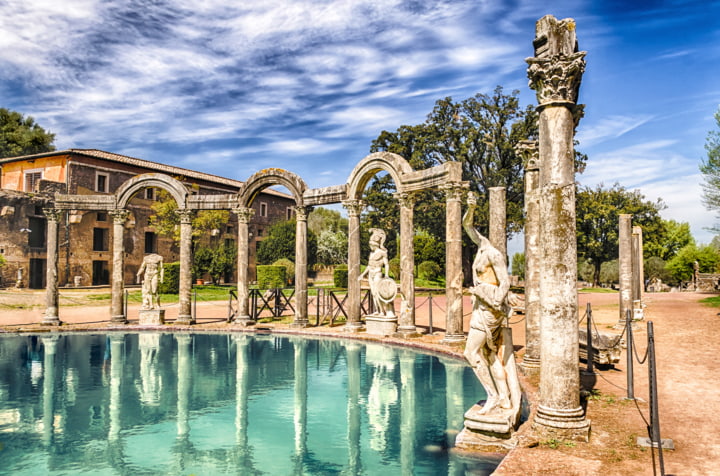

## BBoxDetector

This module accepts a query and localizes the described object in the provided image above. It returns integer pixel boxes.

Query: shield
[377,277,398,303]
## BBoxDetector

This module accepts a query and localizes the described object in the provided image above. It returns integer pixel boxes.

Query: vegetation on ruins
[700,107,720,230]
[0,108,55,158]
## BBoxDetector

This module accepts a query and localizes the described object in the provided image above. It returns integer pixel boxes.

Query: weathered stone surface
[618,214,633,326]
[138,309,165,326]
[365,315,398,336]
[578,328,622,366]
[488,187,507,262]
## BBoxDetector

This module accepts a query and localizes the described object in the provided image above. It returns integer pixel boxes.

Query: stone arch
[115,173,189,209]
[346,151,413,199]
[238,168,307,207]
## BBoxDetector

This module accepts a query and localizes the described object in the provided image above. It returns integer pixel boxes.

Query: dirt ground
[1,288,718,475]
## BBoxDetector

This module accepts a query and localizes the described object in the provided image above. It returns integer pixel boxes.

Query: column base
[109,315,128,325]
[455,403,521,451]
[532,405,591,442]
[394,325,422,338]
[291,318,309,328]
[343,321,364,333]
[175,314,195,326]
[441,332,466,344]
[233,315,256,327]
[41,315,62,326]
[520,356,541,375]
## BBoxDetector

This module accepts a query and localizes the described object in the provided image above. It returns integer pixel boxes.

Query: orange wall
[1,156,68,190]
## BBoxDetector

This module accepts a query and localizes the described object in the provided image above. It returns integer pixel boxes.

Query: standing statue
[359,228,396,317]
[137,254,164,310]
[462,192,520,418]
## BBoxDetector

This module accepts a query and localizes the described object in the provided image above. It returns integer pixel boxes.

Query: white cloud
[577,115,654,148]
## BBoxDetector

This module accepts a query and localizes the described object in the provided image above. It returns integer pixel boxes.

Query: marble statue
[137,253,164,310]
[359,228,396,317]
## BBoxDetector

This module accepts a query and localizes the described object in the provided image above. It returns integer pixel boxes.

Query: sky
[1,0,719,251]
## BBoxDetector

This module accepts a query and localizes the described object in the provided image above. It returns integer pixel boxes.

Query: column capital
[42,208,63,222]
[516,140,540,171]
[440,182,468,202]
[342,199,365,218]
[526,52,586,108]
[393,192,417,209]
[294,205,312,222]
[232,206,255,224]
[109,209,130,225]
[176,209,194,224]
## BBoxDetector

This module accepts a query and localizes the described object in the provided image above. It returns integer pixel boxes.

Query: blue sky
[1,0,719,247]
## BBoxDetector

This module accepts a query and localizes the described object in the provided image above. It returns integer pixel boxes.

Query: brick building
[0,149,294,288]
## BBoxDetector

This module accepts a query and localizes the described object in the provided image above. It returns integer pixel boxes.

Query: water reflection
[0,333,501,475]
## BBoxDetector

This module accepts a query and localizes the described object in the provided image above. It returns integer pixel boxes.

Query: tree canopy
[256,219,317,268]
[0,108,56,158]
[700,107,720,229]
[576,183,666,286]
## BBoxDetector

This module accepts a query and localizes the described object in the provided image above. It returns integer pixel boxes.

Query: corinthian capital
[342,199,365,218]
[42,208,63,222]
[176,209,194,224]
[515,140,540,171]
[232,206,255,224]
[109,209,130,225]
[526,51,586,106]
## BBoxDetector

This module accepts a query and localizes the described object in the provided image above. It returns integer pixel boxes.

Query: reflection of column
[488,187,507,262]
[234,335,250,451]
[41,336,58,445]
[518,141,541,373]
[618,214,633,326]
[233,207,255,325]
[292,207,311,328]
[137,333,162,406]
[343,200,365,331]
[108,334,125,441]
[396,193,416,336]
[42,208,62,326]
[292,339,308,472]
[110,210,130,324]
[366,344,398,453]
[442,184,466,342]
[527,14,590,439]
[177,210,194,324]
[399,351,416,474]
[176,334,192,438]
[443,360,465,474]
[345,343,362,474]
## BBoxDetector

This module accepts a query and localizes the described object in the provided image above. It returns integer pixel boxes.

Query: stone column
[109,209,130,324]
[177,209,194,325]
[488,187,507,262]
[233,207,255,326]
[527,15,590,440]
[518,141,541,373]
[42,208,62,326]
[442,183,466,343]
[632,225,644,318]
[292,206,311,328]
[396,192,417,336]
[342,199,364,331]
[618,214,633,326]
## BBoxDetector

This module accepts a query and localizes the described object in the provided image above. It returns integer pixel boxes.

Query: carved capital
[342,199,365,218]
[232,206,255,224]
[516,140,540,171]
[440,183,468,203]
[176,209,194,224]
[294,205,312,222]
[526,51,586,107]
[109,209,130,225]
[42,208,63,222]
[394,192,417,210]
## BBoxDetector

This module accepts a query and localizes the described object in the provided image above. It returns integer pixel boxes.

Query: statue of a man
[359,228,395,317]
[137,254,164,310]
[462,192,515,415]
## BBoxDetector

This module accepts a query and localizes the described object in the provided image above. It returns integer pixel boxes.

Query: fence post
[428,293,434,334]
[625,309,634,400]
[124,289,128,321]
[193,288,197,321]
[586,302,594,374]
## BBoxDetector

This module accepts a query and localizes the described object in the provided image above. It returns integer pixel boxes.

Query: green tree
[511,252,525,280]
[0,108,55,158]
[316,229,348,265]
[414,230,445,268]
[308,207,348,235]
[700,107,720,229]
[657,219,695,260]
[149,189,230,243]
[256,219,317,269]
[666,244,720,284]
[576,183,666,286]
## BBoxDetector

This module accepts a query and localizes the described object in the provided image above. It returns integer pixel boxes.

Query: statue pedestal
[139,309,165,326]
[455,403,521,450]
[364,314,397,336]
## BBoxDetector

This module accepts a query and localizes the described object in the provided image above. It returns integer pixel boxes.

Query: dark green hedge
[333,264,348,289]
[257,265,286,289]
[159,261,180,294]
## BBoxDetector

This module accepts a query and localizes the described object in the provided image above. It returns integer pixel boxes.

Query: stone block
[139,309,165,326]
[364,314,397,336]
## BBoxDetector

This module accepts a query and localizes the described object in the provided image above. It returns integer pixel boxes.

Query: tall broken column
[632,225,644,319]
[517,141,541,373]
[618,214,633,326]
[488,187,507,262]
[527,15,590,440]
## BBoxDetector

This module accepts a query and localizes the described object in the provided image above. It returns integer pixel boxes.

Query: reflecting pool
[0,333,500,475]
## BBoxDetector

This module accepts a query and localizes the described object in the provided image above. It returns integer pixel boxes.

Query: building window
[96,172,109,193]
[92,261,109,285]
[145,188,155,200]
[144,232,157,254]
[96,212,107,222]
[93,228,108,251]
[286,207,294,220]
[260,202,267,217]
[257,228,263,237]
[28,217,46,248]
[24,169,43,192]
[224,238,235,248]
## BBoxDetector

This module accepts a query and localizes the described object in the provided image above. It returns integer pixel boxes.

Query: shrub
[257,265,286,289]
[159,261,180,294]
[273,258,295,285]
[389,257,400,280]
[333,264,348,288]
[418,260,442,281]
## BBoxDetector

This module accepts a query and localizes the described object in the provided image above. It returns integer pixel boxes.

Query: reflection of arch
[238,168,307,206]
[346,152,413,199]
[115,173,189,209]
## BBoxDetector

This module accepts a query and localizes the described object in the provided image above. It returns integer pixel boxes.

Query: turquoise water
[0,333,500,475]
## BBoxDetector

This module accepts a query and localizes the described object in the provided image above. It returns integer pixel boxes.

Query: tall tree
[256,219,317,268]
[0,108,56,158]
[700,107,720,229]
[656,219,695,261]
[576,183,666,286]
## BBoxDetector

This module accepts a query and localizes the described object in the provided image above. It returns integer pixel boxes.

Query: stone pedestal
[365,314,398,336]
[455,404,521,450]
[139,309,165,326]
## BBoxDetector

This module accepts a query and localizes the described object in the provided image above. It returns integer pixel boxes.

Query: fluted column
[396,192,416,336]
[233,207,255,326]
[488,187,507,262]
[527,14,590,440]
[177,209,194,325]
[42,208,62,326]
[518,141,541,373]
[110,209,130,324]
[618,214,633,326]
[442,184,466,342]
[292,206,311,327]
[343,199,364,331]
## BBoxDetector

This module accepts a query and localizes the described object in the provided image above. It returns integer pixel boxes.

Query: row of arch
[42,152,468,339]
